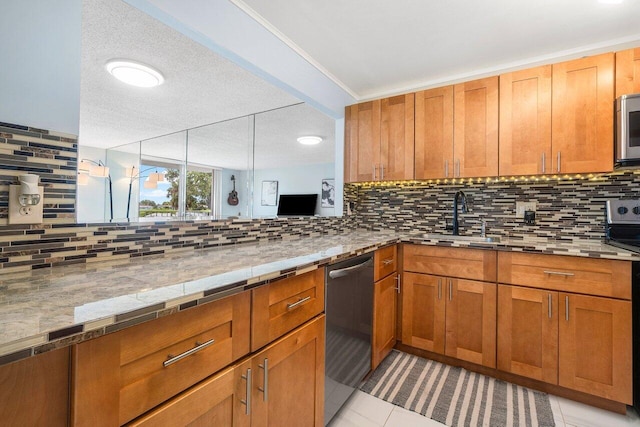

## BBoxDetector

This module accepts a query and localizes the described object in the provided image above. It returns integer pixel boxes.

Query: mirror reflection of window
[138,163,175,220]
[185,165,214,219]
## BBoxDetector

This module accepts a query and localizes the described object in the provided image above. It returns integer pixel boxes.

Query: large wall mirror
[75,0,339,224]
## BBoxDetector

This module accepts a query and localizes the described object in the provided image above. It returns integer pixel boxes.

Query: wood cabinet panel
[497,252,631,299]
[72,291,251,426]
[251,268,324,351]
[372,273,398,369]
[374,244,397,281]
[551,53,614,173]
[415,86,454,179]
[616,48,640,97]
[497,285,558,384]
[401,272,445,353]
[403,244,496,282]
[558,294,632,404]
[454,77,499,177]
[445,279,496,368]
[345,101,381,182]
[0,347,69,426]
[380,94,415,181]
[499,66,552,176]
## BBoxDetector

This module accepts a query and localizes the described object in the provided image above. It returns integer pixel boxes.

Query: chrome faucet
[452,191,468,235]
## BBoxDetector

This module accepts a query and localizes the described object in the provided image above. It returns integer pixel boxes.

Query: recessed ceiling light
[297,136,322,145]
[105,60,164,88]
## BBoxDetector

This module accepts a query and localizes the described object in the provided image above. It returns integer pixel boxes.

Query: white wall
[252,163,334,218]
[0,0,81,135]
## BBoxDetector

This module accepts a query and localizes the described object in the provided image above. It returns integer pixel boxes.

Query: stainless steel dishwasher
[324,254,374,425]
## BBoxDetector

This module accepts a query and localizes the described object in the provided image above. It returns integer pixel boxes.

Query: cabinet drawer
[375,245,397,281]
[497,252,631,299]
[403,244,496,282]
[251,268,325,351]
[72,291,251,427]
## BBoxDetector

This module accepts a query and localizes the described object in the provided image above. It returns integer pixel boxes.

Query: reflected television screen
[277,194,317,216]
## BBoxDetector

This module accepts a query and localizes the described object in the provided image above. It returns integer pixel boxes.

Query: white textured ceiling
[80,0,334,170]
[233,0,640,99]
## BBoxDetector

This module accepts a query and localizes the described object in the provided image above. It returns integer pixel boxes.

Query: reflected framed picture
[321,179,335,208]
[261,180,278,206]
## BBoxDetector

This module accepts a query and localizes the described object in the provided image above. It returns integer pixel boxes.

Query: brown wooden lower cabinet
[372,273,398,369]
[129,315,325,427]
[401,272,496,368]
[0,347,70,427]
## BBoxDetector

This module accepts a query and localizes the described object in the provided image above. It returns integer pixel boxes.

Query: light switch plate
[515,201,537,218]
[8,185,44,224]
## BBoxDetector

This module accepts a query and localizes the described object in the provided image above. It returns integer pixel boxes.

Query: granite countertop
[1,229,638,364]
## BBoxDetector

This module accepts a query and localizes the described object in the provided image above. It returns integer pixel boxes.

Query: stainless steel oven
[616,93,640,167]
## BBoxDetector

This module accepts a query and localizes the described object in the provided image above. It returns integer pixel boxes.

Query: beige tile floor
[329,389,640,427]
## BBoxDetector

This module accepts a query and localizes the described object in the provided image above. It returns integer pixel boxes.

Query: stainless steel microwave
[616,93,640,166]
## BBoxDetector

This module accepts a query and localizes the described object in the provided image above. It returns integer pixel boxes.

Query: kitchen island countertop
[1,229,637,364]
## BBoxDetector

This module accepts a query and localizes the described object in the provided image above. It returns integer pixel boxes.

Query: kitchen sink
[420,233,501,243]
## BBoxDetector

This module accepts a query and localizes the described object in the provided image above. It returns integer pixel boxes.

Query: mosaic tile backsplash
[344,170,640,241]
[0,122,77,225]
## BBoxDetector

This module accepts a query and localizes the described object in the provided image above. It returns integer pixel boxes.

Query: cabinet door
[551,53,614,173]
[344,101,381,182]
[558,293,632,404]
[372,274,398,370]
[251,315,325,427]
[445,279,496,368]
[453,77,499,178]
[499,66,552,176]
[415,86,454,179]
[380,94,414,181]
[401,272,445,353]
[127,363,251,427]
[497,285,558,384]
[616,48,640,97]
[0,348,69,426]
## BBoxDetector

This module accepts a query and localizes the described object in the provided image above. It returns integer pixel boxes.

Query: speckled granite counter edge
[2,232,639,366]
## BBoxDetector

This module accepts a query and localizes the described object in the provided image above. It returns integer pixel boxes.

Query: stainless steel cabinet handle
[448,279,453,301]
[557,152,561,173]
[548,294,552,319]
[381,164,385,180]
[241,368,252,415]
[445,160,449,178]
[438,278,442,300]
[258,358,269,402]
[383,258,394,265]
[455,159,460,178]
[542,153,546,174]
[287,296,311,311]
[565,296,569,321]
[543,270,574,277]
[163,339,215,367]
[395,274,401,293]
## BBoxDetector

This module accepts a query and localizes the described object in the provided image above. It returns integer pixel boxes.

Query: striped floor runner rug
[361,350,555,427]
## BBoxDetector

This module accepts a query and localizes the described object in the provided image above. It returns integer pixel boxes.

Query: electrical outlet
[515,201,537,218]
[8,185,44,224]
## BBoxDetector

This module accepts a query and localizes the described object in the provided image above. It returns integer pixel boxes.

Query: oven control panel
[606,199,640,224]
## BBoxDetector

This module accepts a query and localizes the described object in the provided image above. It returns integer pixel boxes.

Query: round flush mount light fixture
[297,136,322,145]
[105,60,164,88]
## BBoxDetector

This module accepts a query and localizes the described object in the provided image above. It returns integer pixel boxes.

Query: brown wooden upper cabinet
[415,86,454,179]
[551,53,614,174]
[345,94,414,182]
[616,47,640,97]
[499,66,552,176]
[453,77,499,178]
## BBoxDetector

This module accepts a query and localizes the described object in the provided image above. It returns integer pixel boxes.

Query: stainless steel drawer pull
[438,278,442,300]
[565,296,569,321]
[258,358,269,402]
[241,368,252,415]
[548,294,552,319]
[543,270,574,277]
[448,279,453,301]
[395,274,401,293]
[287,296,311,311]
[163,338,215,367]
[383,258,394,265]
